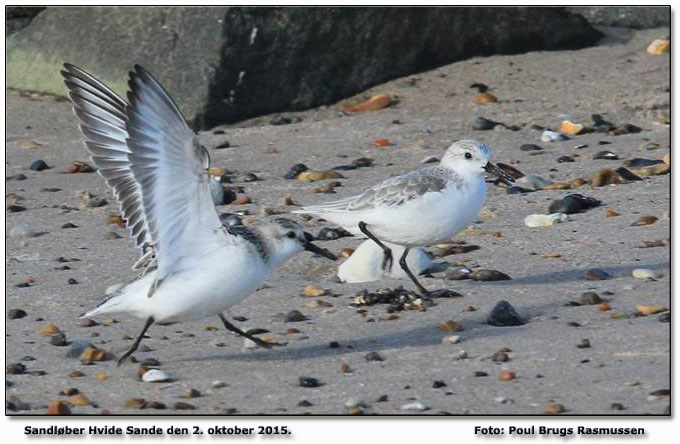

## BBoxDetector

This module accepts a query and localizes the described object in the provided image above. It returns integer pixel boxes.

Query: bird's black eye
[465,152,472,160]
[286,231,297,239]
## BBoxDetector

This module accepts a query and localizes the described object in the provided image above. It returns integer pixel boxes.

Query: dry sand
[5,27,670,415]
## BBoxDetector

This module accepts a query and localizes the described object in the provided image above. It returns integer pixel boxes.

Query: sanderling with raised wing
[295,139,513,297]
[61,64,336,365]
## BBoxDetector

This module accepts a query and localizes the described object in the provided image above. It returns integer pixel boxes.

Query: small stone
[455,350,469,360]
[631,216,658,227]
[340,94,392,113]
[610,402,626,411]
[298,170,344,182]
[590,168,626,187]
[469,269,510,281]
[94,373,107,381]
[213,140,230,149]
[519,144,543,152]
[432,380,447,388]
[302,284,326,297]
[576,339,591,349]
[68,370,85,378]
[593,150,618,160]
[298,376,321,388]
[79,347,107,361]
[372,138,392,147]
[231,196,252,205]
[212,380,227,388]
[636,305,668,316]
[30,159,49,171]
[344,397,367,409]
[68,161,96,173]
[649,389,670,397]
[142,369,171,383]
[284,310,308,322]
[181,388,201,398]
[492,351,509,362]
[8,309,27,319]
[524,213,568,227]
[548,194,601,215]
[474,92,498,104]
[400,402,427,411]
[541,130,568,142]
[556,155,575,163]
[441,335,461,345]
[68,278,78,285]
[487,301,526,327]
[541,183,572,190]
[7,205,27,213]
[636,240,665,248]
[605,209,620,217]
[61,222,78,229]
[445,266,472,280]
[365,352,384,362]
[474,371,488,377]
[340,363,352,373]
[472,116,497,130]
[545,403,565,414]
[558,120,585,136]
[580,292,603,305]
[646,39,670,55]
[298,400,313,407]
[50,333,68,346]
[70,394,91,406]
[632,268,662,280]
[7,363,26,375]
[125,398,147,409]
[66,340,94,358]
[7,173,28,181]
[47,401,72,415]
[441,320,463,332]
[284,164,309,179]
[585,268,610,281]
[38,323,60,336]
[498,370,516,381]
[305,300,333,309]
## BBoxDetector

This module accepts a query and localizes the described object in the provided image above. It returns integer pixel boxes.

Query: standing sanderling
[61,64,336,365]
[295,139,513,296]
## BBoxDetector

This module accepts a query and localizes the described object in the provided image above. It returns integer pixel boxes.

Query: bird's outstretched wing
[296,166,454,214]
[62,64,226,283]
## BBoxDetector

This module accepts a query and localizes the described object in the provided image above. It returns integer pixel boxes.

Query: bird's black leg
[398,248,431,296]
[118,316,154,366]
[218,313,285,348]
[358,221,393,271]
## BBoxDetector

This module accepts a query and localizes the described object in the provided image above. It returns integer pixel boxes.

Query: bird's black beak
[304,241,337,261]
[484,162,516,184]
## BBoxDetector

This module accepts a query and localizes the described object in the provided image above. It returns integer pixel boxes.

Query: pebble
[580,292,603,305]
[104,231,122,240]
[614,167,643,181]
[632,269,661,280]
[658,312,670,323]
[125,398,147,409]
[474,371,488,377]
[29,159,49,171]
[593,150,618,160]
[492,351,510,362]
[142,369,172,383]
[7,205,26,213]
[340,94,392,113]
[506,186,534,194]
[472,116,497,130]
[635,305,668,316]
[50,333,68,346]
[305,300,333,309]
[400,402,427,411]
[339,248,355,258]
[212,380,227,388]
[284,310,308,322]
[228,172,259,183]
[590,168,626,186]
[631,216,658,227]
[212,140,230,149]
[181,388,201,398]
[520,143,543,152]
[455,350,469,360]
[61,222,78,229]
[474,92,498,104]
[610,402,625,411]
[302,284,326,297]
[298,376,321,388]
[365,352,384,362]
[231,196,252,205]
[647,39,670,55]
[269,115,302,125]
[7,363,26,375]
[576,339,591,349]
[432,380,447,388]
[47,401,72,415]
[585,268,610,281]
[70,394,91,406]
[8,309,27,319]
[558,120,585,136]
[79,347,107,361]
[298,400,313,407]
[173,402,197,410]
[605,209,620,217]
[344,397,367,409]
[549,194,601,215]
[441,320,463,332]
[441,335,461,345]
[68,161,95,173]
[7,173,27,181]
[298,170,344,182]
[487,301,525,327]
[445,266,473,280]
[556,155,575,163]
[545,403,565,414]
[498,370,516,381]
[541,130,567,142]
[469,269,510,281]
[68,370,85,377]
[524,213,568,227]
[38,323,60,336]
[636,240,665,248]
[340,363,352,373]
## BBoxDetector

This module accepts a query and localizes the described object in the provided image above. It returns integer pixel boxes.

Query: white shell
[541,130,567,142]
[141,369,172,383]
[524,213,569,228]
[400,402,427,411]
[632,269,662,280]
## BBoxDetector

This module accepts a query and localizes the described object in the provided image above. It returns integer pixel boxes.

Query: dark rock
[557,155,575,163]
[213,140,231,149]
[469,269,510,281]
[297,400,313,407]
[649,389,670,397]
[173,402,197,410]
[61,223,78,229]
[7,205,26,213]
[86,197,108,208]
[474,371,488,377]
[548,194,601,214]
[658,312,670,323]
[29,159,49,171]
[140,358,161,366]
[8,8,602,129]
[315,227,352,241]
[568,6,669,28]
[50,333,68,346]
[432,380,447,388]
[611,123,642,135]
[472,116,498,130]
[8,309,27,319]
[328,341,340,349]
[284,163,309,179]
[623,158,664,168]
[506,186,534,194]
[567,321,581,327]
[68,279,78,285]
[470,83,489,93]
[269,115,302,125]
[576,338,591,349]
[284,310,308,323]
[487,301,526,326]
[610,402,625,411]
[7,363,26,375]
[593,150,618,160]
[492,351,509,362]
[6,173,27,181]
[614,167,642,181]
[351,157,375,168]
[298,376,321,388]
[364,352,384,362]
[579,292,603,305]
[585,268,610,280]
[376,395,389,402]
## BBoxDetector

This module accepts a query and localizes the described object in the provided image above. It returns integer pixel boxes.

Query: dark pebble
[658,312,670,323]
[432,380,447,388]
[567,321,581,327]
[593,150,618,160]
[7,205,26,213]
[580,292,603,305]
[173,402,197,410]
[376,395,389,402]
[470,83,489,93]
[7,363,26,375]
[491,351,509,362]
[623,158,663,168]
[576,339,591,349]
[611,123,641,135]
[351,157,374,168]
[284,310,308,323]
[585,268,610,281]
[298,376,321,388]
[297,400,313,407]
[649,389,670,397]
[557,155,575,163]
[7,173,27,181]
[610,403,625,411]
[506,186,534,195]
[549,194,601,215]
[233,316,248,322]
[30,370,47,376]
[66,340,94,358]
[147,401,166,409]
[472,116,497,130]
[284,163,309,179]
[269,115,302,126]
[474,371,488,377]
[328,341,340,349]
[365,352,384,362]
[213,140,231,149]
[530,124,545,131]
[614,167,642,181]
[140,358,161,367]
[15,282,31,288]
[220,187,238,205]
[445,267,472,281]
[29,160,49,171]
[8,309,27,319]
[597,140,612,144]
[331,164,357,171]
[61,223,78,229]
[68,279,78,285]
[487,301,526,327]
[519,144,543,152]
[50,333,68,346]
[470,269,510,281]
[315,227,352,241]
